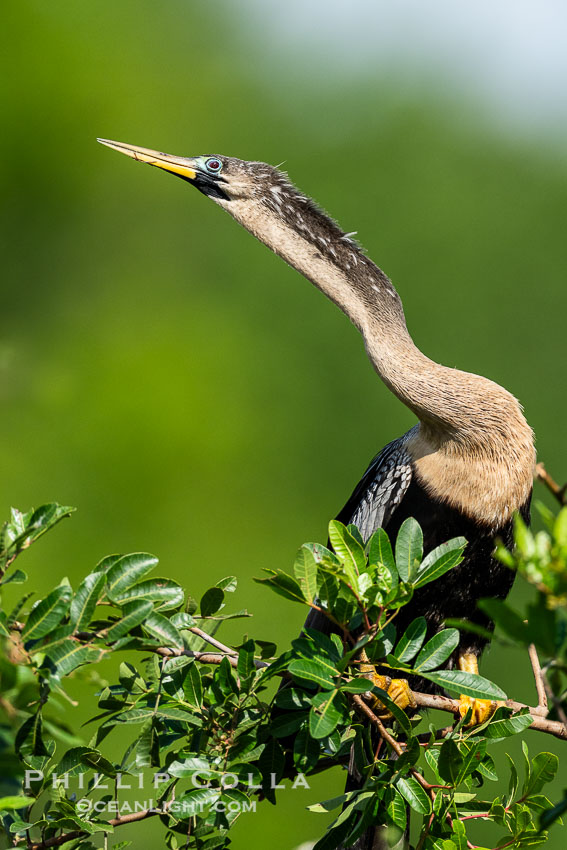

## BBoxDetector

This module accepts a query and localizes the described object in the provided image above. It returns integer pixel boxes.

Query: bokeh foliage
[2,1,567,848]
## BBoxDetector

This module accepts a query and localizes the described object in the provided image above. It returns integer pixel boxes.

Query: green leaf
[514,513,535,557]
[448,819,468,850]
[423,669,507,701]
[200,586,224,617]
[554,507,567,547]
[340,677,376,693]
[293,725,320,771]
[136,718,160,768]
[95,554,122,573]
[22,585,73,640]
[15,713,49,757]
[110,578,184,611]
[507,752,519,803]
[237,638,256,687]
[142,612,184,648]
[106,599,154,641]
[294,545,318,603]
[424,746,443,782]
[78,748,116,776]
[274,686,311,710]
[175,787,220,818]
[414,629,459,672]
[369,686,412,735]
[118,662,146,694]
[170,612,196,630]
[397,776,431,815]
[257,738,285,799]
[216,655,238,695]
[309,690,345,739]
[0,611,9,636]
[328,520,366,583]
[458,740,487,780]
[477,753,498,782]
[393,617,427,663]
[70,572,106,630]
[182,661,203,708]
[308,792,353,813]
[44,640,103,677]
[254,569,306,604]
[156,705,201,724]
[108,706,200,727]
[3,504,75,555]
[438,740,464,784]
[289,657,338,689]
[57,746,102,776]
[395,517,423,582]
[215,575,237,591]
[346,524,364,545]
[271,711,308,738]
[297,630,341,669]
[367,527,396,574]
[106,553,158,600]
[525,752,558,796]
[414,537,467,588]
[481,707,534,739]
[0,569,27,586]
[383,786,407,830]
[0,796,34,811]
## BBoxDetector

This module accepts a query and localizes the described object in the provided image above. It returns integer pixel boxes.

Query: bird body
[97,137,535,663]
[307,431,530,679]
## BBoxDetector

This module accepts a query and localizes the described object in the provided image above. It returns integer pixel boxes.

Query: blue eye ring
[205,157,222,174]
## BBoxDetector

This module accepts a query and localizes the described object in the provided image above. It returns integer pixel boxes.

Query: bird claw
[458,695,499,725]
[358,649,416,715]
[456,652,501,726]
[368,672,417,715]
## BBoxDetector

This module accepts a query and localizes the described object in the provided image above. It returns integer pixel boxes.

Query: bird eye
[205,157,222,174]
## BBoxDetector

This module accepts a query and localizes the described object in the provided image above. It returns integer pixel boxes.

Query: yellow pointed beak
[97,138,197,180]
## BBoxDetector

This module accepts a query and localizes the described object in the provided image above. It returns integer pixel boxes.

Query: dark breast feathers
[306,434,530,674]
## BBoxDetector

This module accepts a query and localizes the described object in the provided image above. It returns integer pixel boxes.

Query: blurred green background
[2,1,567,848]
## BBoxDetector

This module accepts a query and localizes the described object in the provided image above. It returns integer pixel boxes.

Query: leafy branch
[1,490,566,850]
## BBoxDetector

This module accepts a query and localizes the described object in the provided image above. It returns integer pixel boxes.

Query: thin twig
[534,463,567,507]
[154,646,268,670]
[528,643,548,715]
[188,626,238,656]
[351,694,434,794]
[414,692,567,740]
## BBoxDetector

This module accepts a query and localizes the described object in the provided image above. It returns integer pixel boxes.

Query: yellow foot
[359,650,417,715]
[458,694,497,725]
[457,652,499,726]
[372,673,417,713]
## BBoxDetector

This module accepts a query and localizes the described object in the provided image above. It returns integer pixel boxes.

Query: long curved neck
[223,191,530,422]
[222,197,506,432]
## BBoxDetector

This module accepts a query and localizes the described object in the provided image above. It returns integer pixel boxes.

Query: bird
[97,138,535,837]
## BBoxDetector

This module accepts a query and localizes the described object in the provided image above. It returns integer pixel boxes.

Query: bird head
[97,139,282,205]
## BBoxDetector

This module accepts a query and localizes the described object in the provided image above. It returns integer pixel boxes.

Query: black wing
[335,435,413,541]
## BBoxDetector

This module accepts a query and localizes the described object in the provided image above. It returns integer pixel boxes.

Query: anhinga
[97,139,535,719]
